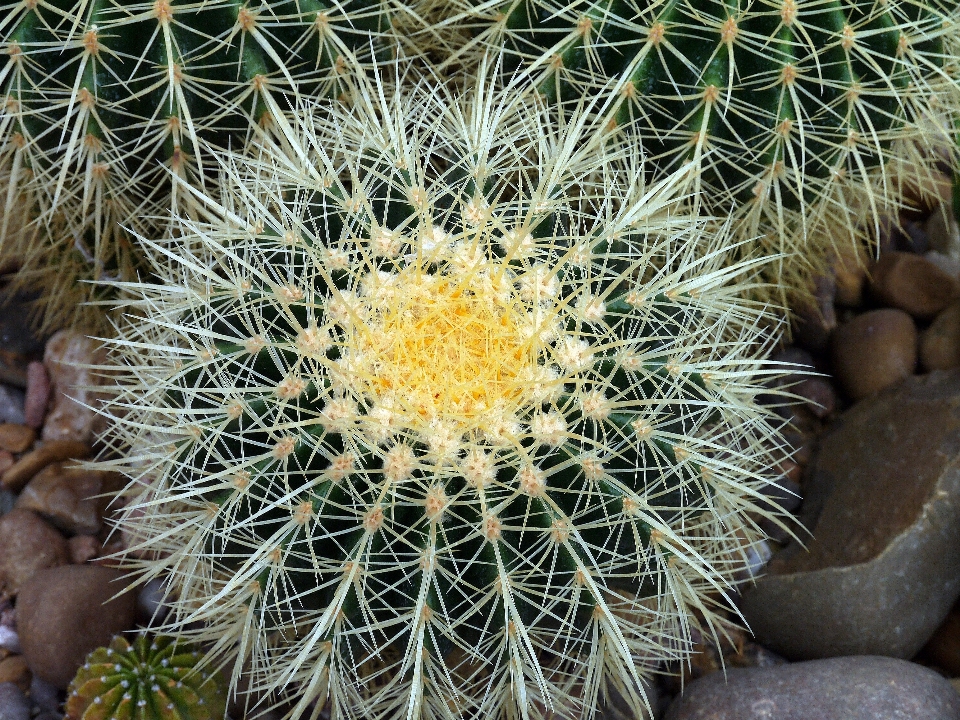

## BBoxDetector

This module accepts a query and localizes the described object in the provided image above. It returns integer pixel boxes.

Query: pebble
[41,331,107,445]
[0,455,11,477]
[15,464,122,536]
[740,371,960,659]
[136,577,170,626]
[830,308,917,401]
[791,274,836,353]
[0,441,91,493]
[0,388,24,428]
[66,536,100,565]
[0,427,32,456]
[16,565,136,688]
[0,629,18,655]
[921,300,960,372]
[0,682,30,720]
[0,510,69,597]
[663,656,960,720]
[926,204,960,255]
[923,603,960,676]
[22,364,47,431]
[870,251,960,320]
[792,377,836,418]
[0,657,30,694]
[926,250,960,279]
[28,675,61,713]
[831,247,867,307]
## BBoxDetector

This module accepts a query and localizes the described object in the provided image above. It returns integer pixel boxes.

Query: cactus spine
[459,0,960,299]
[0,0,428,330]
[105,69,787,720]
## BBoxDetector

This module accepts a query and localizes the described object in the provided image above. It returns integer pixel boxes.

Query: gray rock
[740,370,960,659]
[663,656,960,720]
[28,675,60,713]
[0,682,30,720]
[0,388,24,427]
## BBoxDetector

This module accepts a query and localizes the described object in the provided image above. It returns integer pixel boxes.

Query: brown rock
[41,331,108,444]
[870,251,960,320]
[831,247,867,307]
[0,426,34,455]
[831,308,917,401]
[0,452,12,476]
[23,363,48,431]
[0,441,91,493]
[0,510,69,597]
[921,301,960,372]
[740,371,960,659]
[16,565,136,688]
[926,204,960,255]
[791,273,836,352]
[0,655,31,693]
[923,603,960,676]
[15,463,123,536]
[67,535,101,565]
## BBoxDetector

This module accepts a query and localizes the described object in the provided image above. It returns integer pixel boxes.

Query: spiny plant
[66,634,227,720]
[450,0,960,302]
[0,0,438,331]
[102,67,789,720]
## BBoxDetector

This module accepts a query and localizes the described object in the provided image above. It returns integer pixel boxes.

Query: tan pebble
[0,452,12,475]
[0,655,31,692]
[870,252,960,321]
[67,535,101,564]
[0,441,90,493]
[0,424,34,454]
[832,247,867,308]
[920,301,960,372]
[15,463,120,536]
[41,331,108,445]
[23,362,49,430]
[0,509,69,597]
[831,308,917,401]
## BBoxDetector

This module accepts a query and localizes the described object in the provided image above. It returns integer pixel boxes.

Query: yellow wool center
[353,265,539,428]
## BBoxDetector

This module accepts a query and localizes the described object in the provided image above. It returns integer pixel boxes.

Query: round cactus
[0,0,435,330]
[106,69,788,720]
[457,0,960,299]
[66,634,226,720]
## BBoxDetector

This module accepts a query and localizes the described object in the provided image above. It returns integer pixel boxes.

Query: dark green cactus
[66,635,226,720]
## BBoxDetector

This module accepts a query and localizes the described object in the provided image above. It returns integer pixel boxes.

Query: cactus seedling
[66,634,227,720]
[105,68,788,720]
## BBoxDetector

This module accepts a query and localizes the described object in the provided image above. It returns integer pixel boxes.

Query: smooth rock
[0,510,68,597]
[740,371,960,659]
[0,389,23,430]
[922,602,960,676]
[663,656,960,720]
[0,629,18,655]
[831,247,867,307]
[791,274,836,353]
[41,332,107,445]
[0,427,32,456]
[0,682,30,720]
[0,657,30,694]
[793,377,836,419]
[870,251,960,321]
[921,301,960,372]
[0,441,91,493]
[17,565,136,688]
[15,463,122,536]
[831,309,917,401]
[28,675,60,713]
[22,364,47,432]
[136,577,169,626]
[926,250,960,279]
[926,204,960,256]
[0,455,11,477]
[66,535,100,565]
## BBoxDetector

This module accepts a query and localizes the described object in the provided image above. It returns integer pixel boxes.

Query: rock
[831,308,917,401]
[926,250,960,279]
[921,301,960,372]
[793,377,836,419]
[0,441,91,493]
[922,602,960,676]
[926,204,960,256]
[0,388,24,428]
[0,657,30,694]
[0,629,18,655]
[136,577,170,626]
[0,682,30,720]
[0,427,32,456]
[870,251,960,320]
[791,274,836,353]
[22,364,47,431]
[663,656,960,720]
[16,565,136,689]
[740,371,960,659]
[28,675,61,713]
[15,464,122,536]
[0,510,69,597]
[41,332,107,445]
[66,536,100,565]
[831,248,867,307]
[0,455,11,477]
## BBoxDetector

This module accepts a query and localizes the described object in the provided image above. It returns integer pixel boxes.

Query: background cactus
[452,0,960,301]
[66,634,226,720]
[0,0,435,330]
[104,69,788,720]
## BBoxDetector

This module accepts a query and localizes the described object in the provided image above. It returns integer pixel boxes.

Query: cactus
[0,0,436,330]
[105,68,788,720]
[66,634,227,720]
[455,0,960,301]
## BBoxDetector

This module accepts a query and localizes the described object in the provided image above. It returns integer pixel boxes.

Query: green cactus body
[66,635,226,720]
[0,0,419,329]
[109,71,786,720]
[467,0,960,297]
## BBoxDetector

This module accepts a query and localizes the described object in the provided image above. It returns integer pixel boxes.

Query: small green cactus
[0,0,431,330]
[66,634,227,720]
[105,68,788,720]
[457,0,960,301]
